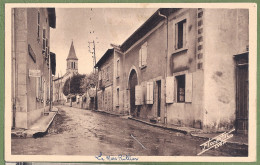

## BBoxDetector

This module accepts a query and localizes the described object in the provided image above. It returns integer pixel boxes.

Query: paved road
[12,106,246,156]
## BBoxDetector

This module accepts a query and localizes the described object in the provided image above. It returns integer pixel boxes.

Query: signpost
[29,70,41,78]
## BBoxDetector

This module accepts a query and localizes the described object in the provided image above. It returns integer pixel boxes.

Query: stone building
[110,8,249,133]
[95,49,114,112]
[11,8,56,129]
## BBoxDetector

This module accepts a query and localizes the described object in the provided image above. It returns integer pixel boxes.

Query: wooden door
[129,70,138,116]
[235,53,248,134]
[157,80,161,117]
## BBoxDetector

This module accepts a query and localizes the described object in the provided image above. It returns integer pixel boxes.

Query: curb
[128,117,188,135]
[11,111,57,138]
[92,109,127,117]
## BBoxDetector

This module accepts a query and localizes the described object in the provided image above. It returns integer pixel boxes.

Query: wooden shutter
[166,76,175,103]
[135,85,142,105]
[185,73,193,102]
[142,42,147,66]
[139,49,142,68]
[146,81,153,104]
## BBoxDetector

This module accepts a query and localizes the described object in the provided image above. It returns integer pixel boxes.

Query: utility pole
[88,40,97,110]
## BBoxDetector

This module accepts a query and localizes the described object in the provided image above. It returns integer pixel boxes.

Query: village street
[12,106,246,156]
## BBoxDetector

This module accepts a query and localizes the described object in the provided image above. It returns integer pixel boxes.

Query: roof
[94,48,114,68]
[47,8,56,28]
[120,8,180,52]
[67,41,78,60]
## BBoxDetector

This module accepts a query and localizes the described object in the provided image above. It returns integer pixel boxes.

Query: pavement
[94,109,248,147]
[11,107,58,138]
[11,105,248,149]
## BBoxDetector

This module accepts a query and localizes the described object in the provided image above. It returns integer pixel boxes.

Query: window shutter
[185,73,193,102]
[166,76,175,103]
[139,49,142,67]
[142,42,147,66]
[146,81,153,104]
[135,85,142,105]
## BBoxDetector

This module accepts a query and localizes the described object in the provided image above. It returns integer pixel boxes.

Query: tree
[80,72,98,92]
[63,74,86,96]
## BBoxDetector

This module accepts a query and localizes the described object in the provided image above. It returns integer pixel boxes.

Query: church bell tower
[66,41,78,74]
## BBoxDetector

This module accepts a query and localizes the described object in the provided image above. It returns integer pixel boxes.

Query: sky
[50,8,157,76]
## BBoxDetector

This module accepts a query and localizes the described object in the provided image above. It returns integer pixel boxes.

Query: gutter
[158,10,168,124]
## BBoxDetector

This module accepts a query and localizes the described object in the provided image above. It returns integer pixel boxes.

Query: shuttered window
[37,11,40,38]
[146,81,153,104]
[139,42,148,68]
[42,29,46,54]
[166,76,175,103]
[116,59,120,78]
[116,88,119,106]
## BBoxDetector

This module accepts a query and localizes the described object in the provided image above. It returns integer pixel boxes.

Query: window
[42,29,46,52]
[37,11,40,38]
[36,76,43,101]
[106,66,110,81]
[175,19,187,49]
[116,59,120,78]
[139,42,147,68]
[176,75,185,102]
[45,38,49,60]
[116,88,119,106]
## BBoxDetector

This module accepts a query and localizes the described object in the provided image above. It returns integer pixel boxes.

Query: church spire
[66,41,78,61]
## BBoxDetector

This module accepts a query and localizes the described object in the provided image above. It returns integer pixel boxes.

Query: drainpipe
[49,50,51,112]
[12,8,16,128]
[158,10,168,124]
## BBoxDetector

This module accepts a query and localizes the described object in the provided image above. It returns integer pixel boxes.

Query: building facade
[95,49,114,112]
[108,8,248,133]
[11,8,56,129]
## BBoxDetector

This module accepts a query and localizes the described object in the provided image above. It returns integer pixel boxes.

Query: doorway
[129,69,138,116]
[235,53,248,134]
[157,80,161,117]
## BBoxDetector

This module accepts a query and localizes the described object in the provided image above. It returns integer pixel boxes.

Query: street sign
[29,70,41,77]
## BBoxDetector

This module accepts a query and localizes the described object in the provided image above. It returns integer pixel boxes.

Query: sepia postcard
[4,2,257,163]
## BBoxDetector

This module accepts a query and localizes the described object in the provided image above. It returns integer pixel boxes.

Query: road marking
[130,134,147,150]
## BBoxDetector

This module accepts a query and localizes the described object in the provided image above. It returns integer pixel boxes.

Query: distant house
[95,49,114,112]
[109,8,249,133]
[11,8,56,129]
